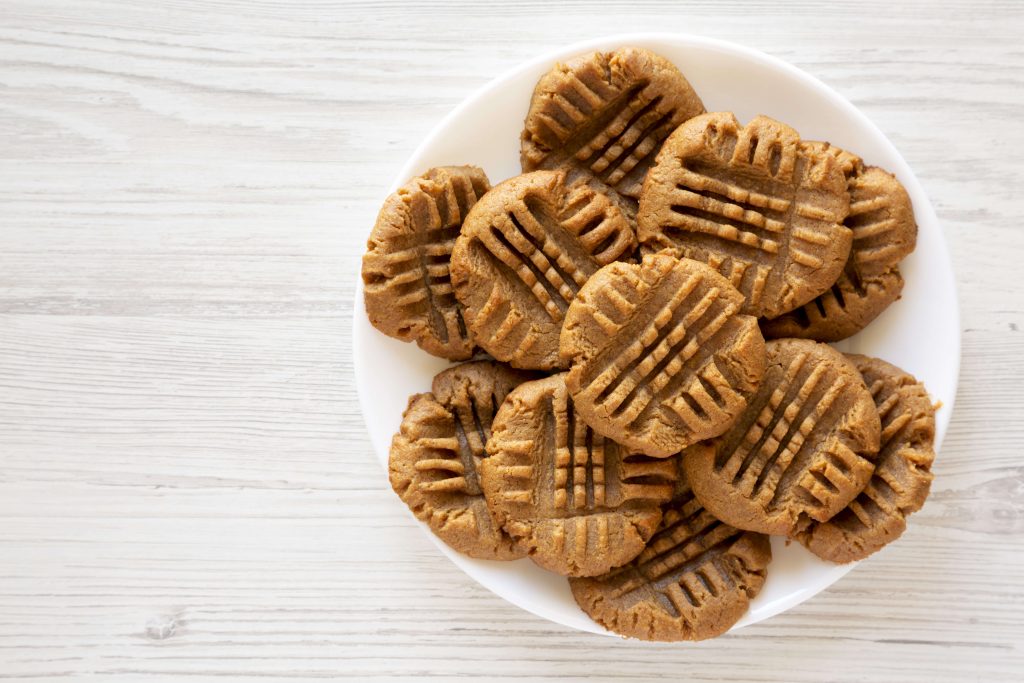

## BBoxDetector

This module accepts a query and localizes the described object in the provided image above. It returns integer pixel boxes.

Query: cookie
[450,170,636,370]
[637,113,852,319]
[363,166,491,359]
[521,47,705,221]
[388,361,534,560]
[561,252,766,458]
[797,355,935,562]
[683,339,881,536]
[570,473,771,641]
[480,374,677,576]
[761,144,918,341]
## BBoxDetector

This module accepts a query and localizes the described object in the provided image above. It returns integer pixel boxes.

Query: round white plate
[353,33,959,637]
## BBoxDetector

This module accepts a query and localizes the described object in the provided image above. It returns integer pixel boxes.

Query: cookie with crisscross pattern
[638,113,852,319]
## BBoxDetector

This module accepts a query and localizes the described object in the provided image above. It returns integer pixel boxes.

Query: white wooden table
[1,1,1022,680]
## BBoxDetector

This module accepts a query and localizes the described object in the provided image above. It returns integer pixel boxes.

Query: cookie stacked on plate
[363,47,937,642]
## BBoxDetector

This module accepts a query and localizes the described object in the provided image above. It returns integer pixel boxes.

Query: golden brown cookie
[560,252,766,458]
[388,361,535,560]
[637,113,852,319]
[761,144,918,341]
[570,474,771,641]
[363,166,490,359]
[683,339,881,536]
[450,170,636,370]
[521,47,705,221]
[480,374,677,576]
[797,355,935,562]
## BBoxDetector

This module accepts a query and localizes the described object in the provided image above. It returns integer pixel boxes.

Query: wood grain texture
[1,1,1023,680]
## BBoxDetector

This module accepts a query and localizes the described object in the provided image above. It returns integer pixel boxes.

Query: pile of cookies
[363,47,938,641]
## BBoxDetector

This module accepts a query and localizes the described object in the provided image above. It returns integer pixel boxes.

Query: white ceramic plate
[353,33,959,637]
